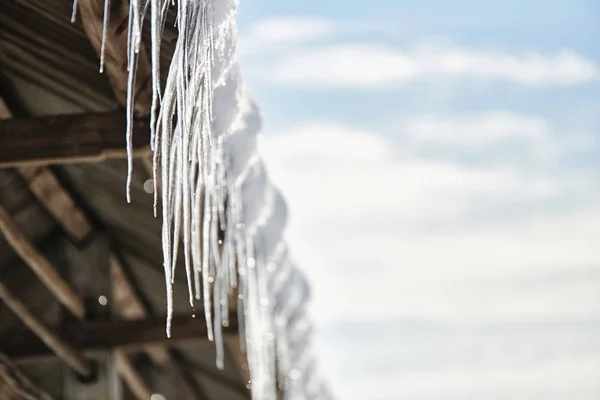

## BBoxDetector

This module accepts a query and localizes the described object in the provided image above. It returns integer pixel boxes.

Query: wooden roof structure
[0,0,254,398]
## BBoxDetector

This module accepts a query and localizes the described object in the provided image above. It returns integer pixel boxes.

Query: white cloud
[239,17,334,54]
[335,355,600,400]
[404,112,551,146]
[260,116,600,399]
[400,111,587,162]
[269,43,598,87]
[240,19,598,87]
[260,116,600,325]
[243,15,600,400]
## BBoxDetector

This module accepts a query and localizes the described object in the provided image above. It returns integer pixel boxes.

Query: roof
[0,0,332,398]
[0,0,251,398]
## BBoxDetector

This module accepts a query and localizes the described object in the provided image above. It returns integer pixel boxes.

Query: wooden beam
[2,314,239,361]
[77,0,152,117]
[0,205,86,319]
[0,101,158,400]
[114,350,152,400]
[0,281,91,377]
[111,254,209,397]
[182,355,250,397]
[0,97,92,242]
[0,111,150,168]
[0,353,52,400]
[165,352,211,400]
[111,254,217,399]
[16,167,93,242]
[110,254,170,366]
[110,216,209,400]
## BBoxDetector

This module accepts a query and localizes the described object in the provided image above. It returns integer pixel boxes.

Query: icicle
[182,134,194,306]
[70,0,79,23]
[130,0,142,52]
[192,170,202,300]
[170,128,182,284]
[202,174,214,341]
[124,40,137,203]
[84,0,331,396]
[99,0,111,73]
[160,77,173,337]
[149,0,160,153]
[213,254,225,369]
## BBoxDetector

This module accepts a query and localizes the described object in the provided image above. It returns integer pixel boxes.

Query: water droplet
[260,297,269,306]
[192,314,196,318]
[222,320,229,327]
[98,295,108,306]
[143,179,154,194]
[218,239,223,245]
[247,258,256,268]
[208,276,214,283]
[150,394,166,400]
[289,369,301,380]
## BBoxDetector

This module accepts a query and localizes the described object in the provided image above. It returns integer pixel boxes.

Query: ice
[99,0,110,73]
[71,0,332,397]
[70,0,79,23]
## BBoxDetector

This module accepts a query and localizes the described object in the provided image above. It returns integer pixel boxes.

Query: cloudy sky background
[236,1,600,399]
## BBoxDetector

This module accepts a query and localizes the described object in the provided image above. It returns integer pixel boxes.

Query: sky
[236,1,600,399]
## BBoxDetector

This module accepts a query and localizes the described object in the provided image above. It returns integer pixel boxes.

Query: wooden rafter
[77,0,152,117]
[0,100,166,400]
[0,206,86,319]
[111,256,219,399]
[16,167,93,242]
[0,98,92,242]
[0,353,51,400]
[114,350,152,400]
[183,356,250,397]
[0,281,91,377]
[2,314,239,360]
[110,254,171,366]
[0,111,150,168]
[0,98,156,400]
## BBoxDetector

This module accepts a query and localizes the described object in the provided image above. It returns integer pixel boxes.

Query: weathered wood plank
[0,97,93,242]
[181,354,249,396]
[17,167,93,242]
[77,0,152,116]
[114,350,152,400]
[0,111,150,168]
[165,351,212,400]
[0,171,57,271]
[0,353,53,400]
[0,1,116,112]
[2,314,239,360]
[0,281,91,377]
[61,352,122,400]
[110,254,171,366]
[0,205,86,319]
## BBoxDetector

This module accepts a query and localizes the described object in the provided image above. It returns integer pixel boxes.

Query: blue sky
[236,1,600,399]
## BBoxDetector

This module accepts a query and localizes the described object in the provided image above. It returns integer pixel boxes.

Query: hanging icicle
[73,0,333,398]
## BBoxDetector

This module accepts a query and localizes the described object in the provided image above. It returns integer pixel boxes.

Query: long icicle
[99,0,111,73]
[77,0,332,397]
[71,0,79,22]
